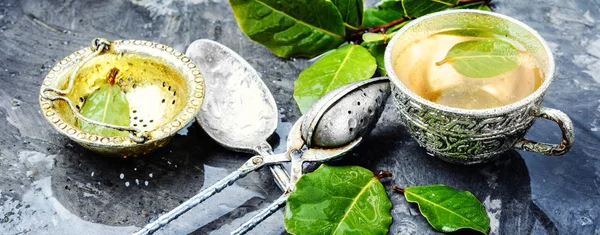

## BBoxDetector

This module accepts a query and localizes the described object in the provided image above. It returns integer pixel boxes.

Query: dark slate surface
[0,0,599,234]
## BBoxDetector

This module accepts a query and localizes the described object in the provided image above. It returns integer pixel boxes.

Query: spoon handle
[133,169,248,235]
[230,193,289,235]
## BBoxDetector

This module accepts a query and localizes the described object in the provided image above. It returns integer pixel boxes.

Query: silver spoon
[232,77,391,235]
[133,39,290,235]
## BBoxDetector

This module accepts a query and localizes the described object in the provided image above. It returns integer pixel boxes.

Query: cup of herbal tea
[384,10,574,164]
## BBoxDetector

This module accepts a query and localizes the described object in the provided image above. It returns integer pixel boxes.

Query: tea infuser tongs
[232,77,391,235]
[135,77,390,235]
[133,122,358,235]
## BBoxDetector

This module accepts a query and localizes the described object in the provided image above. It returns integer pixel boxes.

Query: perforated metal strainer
[39,38,204,157]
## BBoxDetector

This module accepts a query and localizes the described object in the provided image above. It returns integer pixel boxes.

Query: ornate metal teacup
[385,10,574,164]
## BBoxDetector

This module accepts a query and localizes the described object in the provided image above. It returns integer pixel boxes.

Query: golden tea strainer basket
[39,38,204,157]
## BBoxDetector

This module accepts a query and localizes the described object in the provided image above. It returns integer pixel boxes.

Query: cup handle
[514,107,574,155]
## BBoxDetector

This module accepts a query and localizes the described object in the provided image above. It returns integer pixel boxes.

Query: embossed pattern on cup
[384,10,574,164]
[393,86,541,164]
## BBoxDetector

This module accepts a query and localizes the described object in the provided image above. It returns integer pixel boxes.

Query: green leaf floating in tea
[79,68,130,136]
[437,28,500,38]
[436,39,521,78]
[229,0,346,58]
[398,184,490,234]
[293,44,376,113]
[284,165,392,235]
[331,0,364,30]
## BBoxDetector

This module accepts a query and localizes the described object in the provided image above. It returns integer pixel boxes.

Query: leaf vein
[406,191,486,231]
[324,45,356,93]
[331,177,377,234]
[253,0,344,39]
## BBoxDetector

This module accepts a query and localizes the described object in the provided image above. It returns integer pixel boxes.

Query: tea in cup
[384,10,574,164]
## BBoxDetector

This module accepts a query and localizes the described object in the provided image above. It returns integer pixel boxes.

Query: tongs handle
[231,193,289,235]
[133,153,290,235]
[230,151,303,235]
[229,136,364,234]
[134,169,247,235]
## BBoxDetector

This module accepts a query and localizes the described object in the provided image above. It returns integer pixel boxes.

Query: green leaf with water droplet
[331,0,364,30]
[285,165,392,235]
[402,184,489,234]
[79,69,130,136]
[293,44,376,113]
[229,0,345,58]
[436,39,521,78]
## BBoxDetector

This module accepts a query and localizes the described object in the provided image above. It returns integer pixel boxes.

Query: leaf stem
[369,17,409,34]
[347,0,492,43]
[435,59,448,66]
[347,17,408,43]
[107,67,119,86]
[392,185,405,193]
[375,170,392,179]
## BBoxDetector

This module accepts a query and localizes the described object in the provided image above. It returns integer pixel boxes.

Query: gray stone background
[0,0,599,234]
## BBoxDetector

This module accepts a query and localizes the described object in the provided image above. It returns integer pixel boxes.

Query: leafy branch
[348,0,492,42]
[228,0,493,112]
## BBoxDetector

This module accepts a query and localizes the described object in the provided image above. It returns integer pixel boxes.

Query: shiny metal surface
[132,40,291,235]
[301,77,391,148]
[186,39,289,190]
[384,10,575,164]
[235,78,392,234]
[39,38,204,157]
[4,1,598,234]
[187,39,279,154]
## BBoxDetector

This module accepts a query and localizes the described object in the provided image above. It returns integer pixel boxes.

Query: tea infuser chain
[41,38,146,143]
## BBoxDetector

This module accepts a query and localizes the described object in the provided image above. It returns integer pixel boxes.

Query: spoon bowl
[190,39,279,154]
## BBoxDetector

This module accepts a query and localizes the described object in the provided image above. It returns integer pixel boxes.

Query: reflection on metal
[384,10,574,164]
[233,78,392,235]
[133,39,292,235]
[39,38,204,156]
